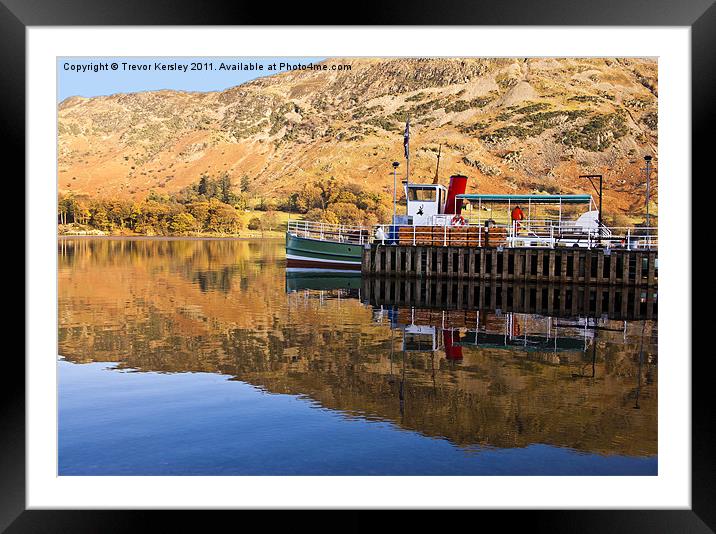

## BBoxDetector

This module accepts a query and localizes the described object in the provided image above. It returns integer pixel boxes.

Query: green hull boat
[285,231,363,270]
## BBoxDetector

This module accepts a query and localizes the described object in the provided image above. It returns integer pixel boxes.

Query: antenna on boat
[433,144,441,185]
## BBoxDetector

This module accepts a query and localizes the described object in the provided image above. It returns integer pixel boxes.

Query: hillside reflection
[58,238,657,457]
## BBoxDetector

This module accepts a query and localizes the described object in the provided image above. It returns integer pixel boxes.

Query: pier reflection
[59,238,657,458]
[363,277,657,321]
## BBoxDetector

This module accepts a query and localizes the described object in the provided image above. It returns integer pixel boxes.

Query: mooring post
[500,250,508,281]
[609,253,617,285]
[597,253,605,284]
[537,250,545,283]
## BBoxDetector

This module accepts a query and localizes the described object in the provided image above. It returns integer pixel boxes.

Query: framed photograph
[8,0,710,529]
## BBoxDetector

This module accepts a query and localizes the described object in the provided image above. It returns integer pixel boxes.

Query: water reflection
[364,278,657,321]
[59,238,657,472]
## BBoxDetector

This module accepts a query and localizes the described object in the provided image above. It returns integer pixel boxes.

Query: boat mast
[403,117,410,214]
[392,161,400,221]
[433,144,441,185]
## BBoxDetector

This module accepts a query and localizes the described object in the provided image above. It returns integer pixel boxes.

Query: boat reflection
[285,268,361,293]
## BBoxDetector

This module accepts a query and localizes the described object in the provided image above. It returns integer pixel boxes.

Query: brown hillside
[58,57,658,216]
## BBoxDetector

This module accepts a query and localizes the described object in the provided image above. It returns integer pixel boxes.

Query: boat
[286,166,657,269]
[285,223,366,269]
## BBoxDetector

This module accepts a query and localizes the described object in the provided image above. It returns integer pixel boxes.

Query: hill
[58,57,658,219]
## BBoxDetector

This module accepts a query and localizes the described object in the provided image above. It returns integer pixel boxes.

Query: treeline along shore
[58,173,392,237]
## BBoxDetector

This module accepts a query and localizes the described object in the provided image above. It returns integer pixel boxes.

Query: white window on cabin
[408,187,437,202]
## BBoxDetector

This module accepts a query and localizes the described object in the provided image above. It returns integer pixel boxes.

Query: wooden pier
[362,246,657,287]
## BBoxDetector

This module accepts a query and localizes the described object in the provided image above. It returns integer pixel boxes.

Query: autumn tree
[240,174,251,193]
[218,173,233,204]
[305,208,339,225]
[315,176,341,209]
[107,200,132,229]
[327,202,363,225]
[187,201,211,230]
[262,210,279,231]
[296,184,322,213]
[206,199,242,234]
[89,203,110,231]
[169,212,198,235]
[197,175,210,196]
[58,195,70,225]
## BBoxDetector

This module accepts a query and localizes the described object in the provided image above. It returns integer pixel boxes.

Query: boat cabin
[400,174,468,226]
[403,184,447,226]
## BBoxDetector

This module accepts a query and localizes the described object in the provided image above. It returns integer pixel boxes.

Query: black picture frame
[6,0,709,530]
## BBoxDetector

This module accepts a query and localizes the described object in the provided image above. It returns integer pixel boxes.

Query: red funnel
[443,175,468,215]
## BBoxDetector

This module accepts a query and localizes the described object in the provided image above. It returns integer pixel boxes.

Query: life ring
[451,214,467,227]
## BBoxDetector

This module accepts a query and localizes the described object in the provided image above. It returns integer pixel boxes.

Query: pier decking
[362,246,657,287]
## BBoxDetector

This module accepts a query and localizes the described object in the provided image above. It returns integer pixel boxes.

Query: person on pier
[511,204,525,233]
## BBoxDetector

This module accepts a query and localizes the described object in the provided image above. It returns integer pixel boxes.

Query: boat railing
[599,226,658,250]
[370,219,657,250]
[289,218,657,250]
[509,220,656,249]
[287,219,371,245]
[373,223,487,247]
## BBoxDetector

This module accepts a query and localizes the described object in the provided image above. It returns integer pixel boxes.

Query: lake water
[58,238,657,475]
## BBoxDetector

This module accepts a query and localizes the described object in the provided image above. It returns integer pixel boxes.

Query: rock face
[58,57,658,214]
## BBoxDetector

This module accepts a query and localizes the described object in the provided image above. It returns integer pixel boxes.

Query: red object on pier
[443,174,468,215]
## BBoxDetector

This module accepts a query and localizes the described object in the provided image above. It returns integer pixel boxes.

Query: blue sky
[57,57,325,102]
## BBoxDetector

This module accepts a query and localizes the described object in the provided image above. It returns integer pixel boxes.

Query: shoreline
[57,234,285,241]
